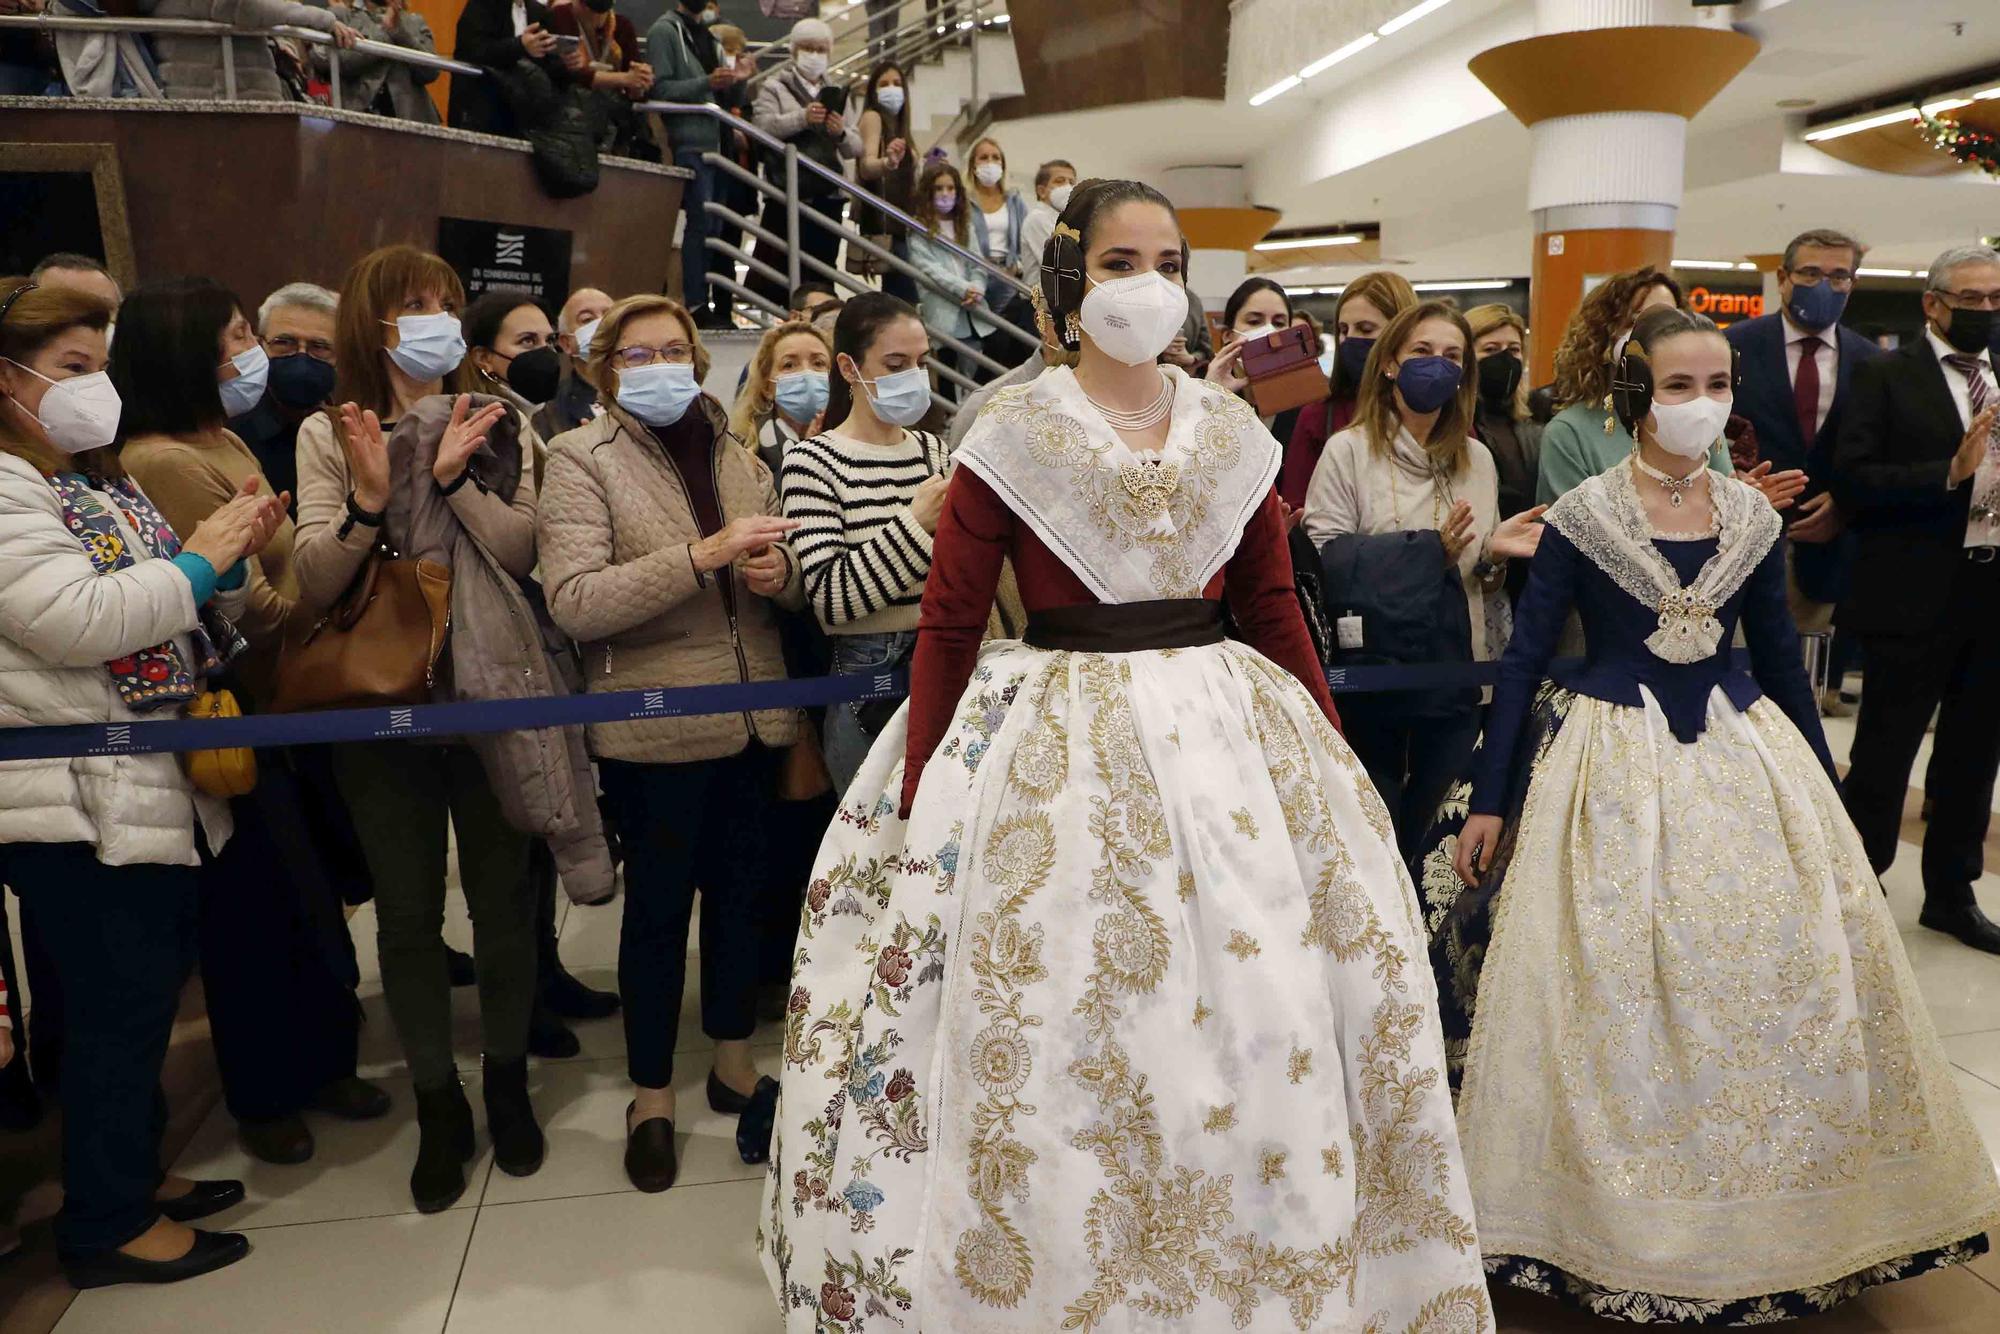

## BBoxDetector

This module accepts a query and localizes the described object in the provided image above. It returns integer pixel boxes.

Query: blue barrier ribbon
[0,656,1602,763]
[0,671,906,763]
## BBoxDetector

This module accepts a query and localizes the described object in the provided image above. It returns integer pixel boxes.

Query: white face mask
[1047,184,1073,212]
[876,85,904,115]
[796,50,828,81]
[1079,271,1190,367]
[571,317,602,358]
[5,361,122,455]
[974,162,1003,188]
[1647,394,1732,460]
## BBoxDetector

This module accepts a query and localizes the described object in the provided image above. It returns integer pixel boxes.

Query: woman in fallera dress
[1444,305,2000,1324]
[760,179,1495,1333]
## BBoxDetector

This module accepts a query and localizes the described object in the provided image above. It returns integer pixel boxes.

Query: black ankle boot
[482,1056,545,1177]
[410,1080,475,1213]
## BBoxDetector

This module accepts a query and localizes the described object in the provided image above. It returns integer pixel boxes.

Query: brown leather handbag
[268,544,452,713]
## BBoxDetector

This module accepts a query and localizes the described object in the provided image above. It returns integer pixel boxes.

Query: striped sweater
[780,428,947,635]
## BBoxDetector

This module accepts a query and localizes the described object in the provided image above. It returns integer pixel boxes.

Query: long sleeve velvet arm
[901,468,1012,815]
[1226,489,1340,729]
[1469,523,1584,815]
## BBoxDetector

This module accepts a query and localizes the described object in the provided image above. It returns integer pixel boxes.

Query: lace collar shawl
[952,365,1280,603]
[1545,460,1779,664]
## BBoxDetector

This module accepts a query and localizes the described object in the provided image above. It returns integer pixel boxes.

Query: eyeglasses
[1788,267,1855,290]
[613,342,696,370]
[1935,289,2000,311]
[265,334,336,362]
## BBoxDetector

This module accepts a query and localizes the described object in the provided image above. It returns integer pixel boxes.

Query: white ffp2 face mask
[974,162,1003,188]
[1648,394,1732,459]
[5,362,122,455]
[1078,271,1191,367]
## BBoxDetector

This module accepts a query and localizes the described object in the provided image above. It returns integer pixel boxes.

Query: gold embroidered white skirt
[760,640,1493,1332]
[1457,687,2000,1306]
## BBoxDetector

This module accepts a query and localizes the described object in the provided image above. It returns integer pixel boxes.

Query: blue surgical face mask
[1392,355,1464,414]
[876,85,905,116]
[773,369,829,423]
[218,342,269,418]
[617,361,701,426]
[1786,278,1847,333]
[858,366,930,427]
[382,312,466,382]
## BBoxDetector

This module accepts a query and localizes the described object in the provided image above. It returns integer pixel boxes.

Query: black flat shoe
[64,1229,250,1290]
[446,946,477,988]
[544,967,620,1021]
[156,1180,246,1224]
[239,1114,315,1165]
[624,1102,678,1193]
[1920,900,2000,955]
[311,1075,391,1121]
[736,1077,780,1166]
[707,1069,758,1115]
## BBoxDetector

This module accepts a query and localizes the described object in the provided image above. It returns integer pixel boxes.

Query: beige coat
[539,398,804,764]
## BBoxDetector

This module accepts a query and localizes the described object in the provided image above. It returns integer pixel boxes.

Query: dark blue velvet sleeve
[1469,523,1583,815]
[1740,537,1840,783]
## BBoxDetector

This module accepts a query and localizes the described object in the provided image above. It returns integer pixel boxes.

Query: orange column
[409,0,468,120]
[1470,22,1757,387]
[1527,228,1673,389]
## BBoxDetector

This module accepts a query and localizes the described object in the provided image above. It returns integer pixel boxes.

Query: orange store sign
[1688,285,1764,320]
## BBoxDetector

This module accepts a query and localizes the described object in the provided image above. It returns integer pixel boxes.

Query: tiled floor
[37,710,2000,1333]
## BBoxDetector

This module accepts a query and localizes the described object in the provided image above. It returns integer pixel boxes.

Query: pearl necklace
[1630,452,1704,508]
[1083,370,1174,431]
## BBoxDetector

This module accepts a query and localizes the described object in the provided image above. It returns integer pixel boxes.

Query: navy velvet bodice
[1469,524,1837,815]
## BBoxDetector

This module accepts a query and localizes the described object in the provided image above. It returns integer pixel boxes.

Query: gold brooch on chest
[1119,459,1182,516]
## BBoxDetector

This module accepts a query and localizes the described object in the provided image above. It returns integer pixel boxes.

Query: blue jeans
[676,149,713,316]
[823,630,916,797]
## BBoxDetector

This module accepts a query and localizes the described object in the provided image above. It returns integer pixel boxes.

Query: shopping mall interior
[4,0,2000,1330]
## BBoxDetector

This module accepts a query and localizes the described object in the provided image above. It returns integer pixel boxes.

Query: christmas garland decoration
[1917,107,2000,178]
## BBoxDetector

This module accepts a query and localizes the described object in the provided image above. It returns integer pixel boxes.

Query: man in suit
[1835,243,2000,952]
[1727,230,1880,635]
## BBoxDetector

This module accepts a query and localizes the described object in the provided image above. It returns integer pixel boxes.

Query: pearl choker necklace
[1084,370,1174,431]
[1631,453,1704,507]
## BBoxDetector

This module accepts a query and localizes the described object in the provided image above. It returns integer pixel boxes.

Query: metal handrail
[641,98,1030,305]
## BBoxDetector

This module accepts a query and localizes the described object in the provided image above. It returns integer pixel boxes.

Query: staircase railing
[641,98,1039,408]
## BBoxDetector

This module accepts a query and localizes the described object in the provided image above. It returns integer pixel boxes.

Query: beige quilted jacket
[539,397,804,764]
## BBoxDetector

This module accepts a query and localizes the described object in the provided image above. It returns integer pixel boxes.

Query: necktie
[1946,353,1998,539]
[1793,334,1823,448]
[1944,352,1993,423]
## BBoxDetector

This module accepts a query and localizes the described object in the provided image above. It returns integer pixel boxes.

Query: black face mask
[1477,351,1523,404]
[267,353,337,410]
[583,0,614,12]
[1941,306,1997,355]
[505,345,565,404]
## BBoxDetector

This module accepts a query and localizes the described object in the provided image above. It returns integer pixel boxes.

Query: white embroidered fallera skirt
[1458,688,2000,1303]
[759,640,1493,1333]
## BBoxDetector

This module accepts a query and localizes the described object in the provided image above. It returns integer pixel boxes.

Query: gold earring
[1065,310,1082,344]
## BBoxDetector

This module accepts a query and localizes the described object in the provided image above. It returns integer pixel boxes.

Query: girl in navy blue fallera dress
[1437,306,2000,1324]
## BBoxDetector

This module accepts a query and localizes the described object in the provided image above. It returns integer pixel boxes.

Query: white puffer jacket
[0,453,235,866]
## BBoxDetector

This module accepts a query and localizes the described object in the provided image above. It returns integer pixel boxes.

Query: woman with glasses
[537,295,806,1193]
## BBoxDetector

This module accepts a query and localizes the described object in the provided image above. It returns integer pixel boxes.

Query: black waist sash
[1023,599,1225,653]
